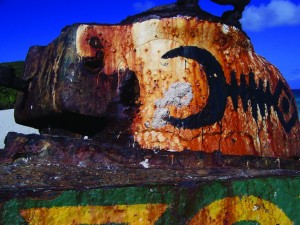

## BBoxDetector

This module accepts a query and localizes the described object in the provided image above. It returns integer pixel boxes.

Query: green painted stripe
[1,177,300,224]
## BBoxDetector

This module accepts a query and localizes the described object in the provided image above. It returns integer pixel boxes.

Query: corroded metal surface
[1,175,300,224]
[0,132,299,192]
[0,0,294,156]
[1,132,300,224]
[0,1,300,224]
[15,17,300,156]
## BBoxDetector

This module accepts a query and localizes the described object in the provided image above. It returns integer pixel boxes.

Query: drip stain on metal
[0,0,300,224]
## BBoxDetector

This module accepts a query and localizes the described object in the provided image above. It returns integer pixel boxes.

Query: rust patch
[13,17,300,157]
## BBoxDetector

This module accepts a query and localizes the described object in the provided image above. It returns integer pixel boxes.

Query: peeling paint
[152,108,170,129]
[155,82,193,108]
[13,17,300,156]
[2,177,300,224]
[21,204,167,225]
[189,196,293,224]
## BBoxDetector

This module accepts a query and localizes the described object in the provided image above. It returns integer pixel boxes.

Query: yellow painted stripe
[20,204,167,225]
[189,195,292,225]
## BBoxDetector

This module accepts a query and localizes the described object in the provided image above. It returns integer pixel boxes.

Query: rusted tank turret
[7,0,299,157]
[1,1,300,224]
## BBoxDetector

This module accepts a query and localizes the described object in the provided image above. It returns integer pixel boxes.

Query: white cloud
[133,0,155,12]
[241,0,300,31]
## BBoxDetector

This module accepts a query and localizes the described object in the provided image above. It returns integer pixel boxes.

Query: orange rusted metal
[74,18,300,156]
[1,1,300,224]
[6,3,298,157]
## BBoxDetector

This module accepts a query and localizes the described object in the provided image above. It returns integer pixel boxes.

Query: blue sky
[0,0,299,89]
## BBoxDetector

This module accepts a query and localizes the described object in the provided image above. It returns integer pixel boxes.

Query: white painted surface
[0,109,38,149]
[152,82,193,128]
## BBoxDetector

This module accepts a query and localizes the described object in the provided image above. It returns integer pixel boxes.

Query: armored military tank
[1,0,298,157]
[0,1,300,224]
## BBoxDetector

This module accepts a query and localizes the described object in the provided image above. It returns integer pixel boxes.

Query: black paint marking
[273,80,298,132]
[161,46,298,132]
[162,46,228,129]
[282,97,290,114]
[229,72,298,132]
